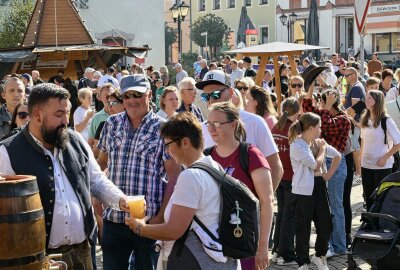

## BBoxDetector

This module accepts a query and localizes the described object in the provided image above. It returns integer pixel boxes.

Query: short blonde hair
[78,87,92,100]
[178,77,196,94]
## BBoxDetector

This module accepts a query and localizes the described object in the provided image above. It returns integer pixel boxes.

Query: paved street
[95,181,371,270]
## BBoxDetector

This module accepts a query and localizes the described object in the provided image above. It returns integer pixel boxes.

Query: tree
[191,14,229,60]
[0,0,35,48]
[165,23,177,64]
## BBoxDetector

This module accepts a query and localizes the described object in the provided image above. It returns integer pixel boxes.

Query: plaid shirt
[176,102,204,122]
[98,111,170,223]
[302,99,350,153]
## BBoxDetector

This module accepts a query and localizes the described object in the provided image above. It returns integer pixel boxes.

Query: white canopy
[227,42,329,54]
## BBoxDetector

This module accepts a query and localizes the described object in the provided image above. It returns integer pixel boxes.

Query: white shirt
[97,74,120,88]
[386,96,400,129]
[230,68,244,87]
[73,106,92,141]
[0,131,124,248]
[202,109,279,157]
[361,118,400,169]
[385,86,399,103]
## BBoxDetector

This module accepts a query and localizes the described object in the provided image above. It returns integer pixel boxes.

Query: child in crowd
[289,112,341,270]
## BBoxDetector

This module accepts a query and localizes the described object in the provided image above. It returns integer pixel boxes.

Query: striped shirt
[98,110,170,223]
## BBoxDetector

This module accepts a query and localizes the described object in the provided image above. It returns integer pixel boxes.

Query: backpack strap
[381,116,388,145]
[193,216,221,243]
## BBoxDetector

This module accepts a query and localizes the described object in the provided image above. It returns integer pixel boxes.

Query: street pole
[205,32,208,61]
[360,33,365,77]
[178,15,182,63]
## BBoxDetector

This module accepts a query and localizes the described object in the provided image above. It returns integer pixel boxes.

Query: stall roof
[227,42,329,55]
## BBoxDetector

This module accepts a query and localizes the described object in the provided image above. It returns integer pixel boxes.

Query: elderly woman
[125,112,240,270]
[206,102,274,270]
[73,87,95,141]
[177,77,204,122]
[156,86,181,120]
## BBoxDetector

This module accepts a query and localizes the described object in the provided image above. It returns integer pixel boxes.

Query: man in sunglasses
[0,77,26,139]
[96,74,181,270]
[196,70,283,191]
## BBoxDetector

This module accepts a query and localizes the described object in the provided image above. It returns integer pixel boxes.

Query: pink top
[263,114,278,130]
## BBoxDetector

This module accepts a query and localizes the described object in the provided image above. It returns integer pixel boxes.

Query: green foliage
[0,0,35,48]
[181,51,197,77]
[191,14,229,49]
[165,23,177,64]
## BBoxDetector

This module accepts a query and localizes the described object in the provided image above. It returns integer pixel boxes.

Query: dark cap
[301,64,329,92]
[242,57,251,63]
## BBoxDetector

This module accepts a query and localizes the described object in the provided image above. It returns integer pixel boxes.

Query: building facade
[189,0,277,55]
[276,0,400,62]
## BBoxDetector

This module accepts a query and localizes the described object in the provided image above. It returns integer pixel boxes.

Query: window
[260,27,269,44]
[227,0,235,8]
[392,32,400,52]
[259,0,268,4]
[375,33,390,53]
[199,0,205,11]
[213,0,221,9]
[245,0,251,7]
[290,0,301,9]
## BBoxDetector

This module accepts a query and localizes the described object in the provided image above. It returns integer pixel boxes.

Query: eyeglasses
[200,88,227,101]
[182,88,195,91]
[205,120,233,129]
[108,101,122,106]
[122,92,144,99]
[344,73,355,77]
[17,111,29,120]
[291,83,303,88]
[165,138,181,148]
[236,86,249,91]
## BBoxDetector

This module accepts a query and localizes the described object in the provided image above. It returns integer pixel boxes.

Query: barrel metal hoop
[0,180,38,198]
[0,251,45,267]
[0,209,44,223]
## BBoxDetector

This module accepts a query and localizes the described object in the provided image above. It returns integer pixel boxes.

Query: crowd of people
[0,51,400,270]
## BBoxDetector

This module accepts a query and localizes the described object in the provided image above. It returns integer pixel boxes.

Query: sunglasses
[344,73,355,77]
[122,92,144,99]
[17,111,29,120]
[291,83,303,88]
[200,88,227,102]
[108,101,122,106]
[236,86,248,91]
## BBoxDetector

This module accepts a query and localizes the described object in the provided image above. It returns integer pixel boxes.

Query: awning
[0,49,33,62]
[366,20,400,34]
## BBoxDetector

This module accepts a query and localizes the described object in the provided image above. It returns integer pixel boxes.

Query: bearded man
[0,83,128,270]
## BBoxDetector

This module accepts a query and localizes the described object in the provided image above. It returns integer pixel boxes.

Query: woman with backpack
[205,102,274,270]
[270,97,301,265]
[125,112,240,270]
[289,112,341,270]
[360,90,400,210]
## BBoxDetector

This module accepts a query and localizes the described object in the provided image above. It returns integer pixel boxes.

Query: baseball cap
[242,57,251,63]
[195,70,230,90]
[21,73,30,80]
[120,74,150,94]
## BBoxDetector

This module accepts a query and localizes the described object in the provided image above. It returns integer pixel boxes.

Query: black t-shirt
[94,121,106,140]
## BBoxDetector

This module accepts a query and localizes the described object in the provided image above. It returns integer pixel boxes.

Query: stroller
[348,171,400,270]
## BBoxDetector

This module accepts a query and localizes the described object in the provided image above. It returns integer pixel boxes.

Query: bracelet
[135,224,143,236]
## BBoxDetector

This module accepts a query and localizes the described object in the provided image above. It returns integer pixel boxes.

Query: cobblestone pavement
[95,182,371,270]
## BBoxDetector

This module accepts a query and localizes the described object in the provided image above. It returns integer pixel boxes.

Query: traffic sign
[354,0,371,34]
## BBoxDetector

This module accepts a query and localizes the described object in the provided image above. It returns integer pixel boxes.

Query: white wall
[79,0,165,68]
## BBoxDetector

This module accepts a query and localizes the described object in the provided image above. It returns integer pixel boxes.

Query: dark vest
[1,127,97,247]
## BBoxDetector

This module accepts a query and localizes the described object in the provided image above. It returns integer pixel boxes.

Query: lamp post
[279,12,298,43]
[170,1,190,63]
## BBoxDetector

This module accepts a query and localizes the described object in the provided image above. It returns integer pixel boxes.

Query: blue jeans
[102,219,159,270]
[326,155,347,254]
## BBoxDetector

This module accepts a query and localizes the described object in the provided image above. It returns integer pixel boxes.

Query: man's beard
[41,124,69,150]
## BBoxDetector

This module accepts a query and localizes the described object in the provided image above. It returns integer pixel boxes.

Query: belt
[46,239,88,255]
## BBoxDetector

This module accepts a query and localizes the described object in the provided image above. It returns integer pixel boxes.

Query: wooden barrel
[0,175,46,270]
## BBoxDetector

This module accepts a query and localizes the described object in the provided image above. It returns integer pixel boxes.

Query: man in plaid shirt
[303,87,350,258]
[97,74,181,270]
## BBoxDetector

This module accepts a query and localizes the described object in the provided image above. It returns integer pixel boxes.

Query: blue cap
[120,74,150,93]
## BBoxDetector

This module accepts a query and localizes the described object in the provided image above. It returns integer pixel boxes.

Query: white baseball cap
[195,70,230,90]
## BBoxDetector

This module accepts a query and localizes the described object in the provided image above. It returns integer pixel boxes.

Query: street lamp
[279,12,297,43]
[170,1,190,63]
